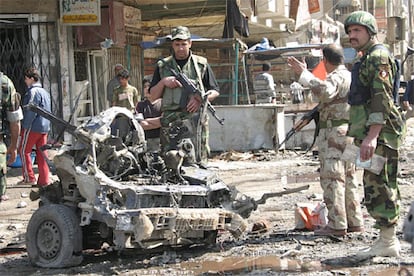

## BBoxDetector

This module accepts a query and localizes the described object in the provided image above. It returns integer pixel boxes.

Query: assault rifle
[23,103,89,144]
[167,67,225,125]
[278,104,319,150]
[23,103,90,174]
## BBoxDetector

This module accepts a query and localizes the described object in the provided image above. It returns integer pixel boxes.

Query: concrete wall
[209,105,285,152]
[0,0,58,19]
[284,113,316,150]
[209,105,316,152]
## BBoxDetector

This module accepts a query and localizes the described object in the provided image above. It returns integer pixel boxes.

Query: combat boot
[356,225,400,258]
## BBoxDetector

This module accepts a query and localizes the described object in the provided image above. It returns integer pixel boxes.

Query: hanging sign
[308,0,321,14]
[60,0,101,25]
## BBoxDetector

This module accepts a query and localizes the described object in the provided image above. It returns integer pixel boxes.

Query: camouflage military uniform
[348,42,404,228]
[157,55,210,163]
[0,73,23,199]
[299,65,364,231]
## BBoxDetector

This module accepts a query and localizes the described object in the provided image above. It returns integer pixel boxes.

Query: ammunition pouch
[179,91,189,110]
[160,111,191,127]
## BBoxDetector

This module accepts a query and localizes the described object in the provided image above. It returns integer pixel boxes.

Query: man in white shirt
[253,62,276,103]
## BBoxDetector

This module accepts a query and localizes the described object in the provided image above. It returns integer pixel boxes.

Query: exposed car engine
[25,106,255,268]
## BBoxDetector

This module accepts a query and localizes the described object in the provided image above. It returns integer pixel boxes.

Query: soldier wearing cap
[149,26,220,164]
[344,10,404,258]
[0,72,23,202]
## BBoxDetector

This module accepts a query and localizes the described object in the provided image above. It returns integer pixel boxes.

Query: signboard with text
[60,0,101,25]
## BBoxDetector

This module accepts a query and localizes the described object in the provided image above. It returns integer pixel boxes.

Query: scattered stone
[20,192,29,198]
[280,249,301,258]
[329,269,348,275]
[7,225,17,231]
[16,201,27,208]
[398,178,412,186]
[308,193,323,201]
[251,219,271,234]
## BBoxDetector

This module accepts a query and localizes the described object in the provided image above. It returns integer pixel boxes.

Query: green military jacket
[1,73,22,129]
[157,54,207,114]
[348,43,404,150]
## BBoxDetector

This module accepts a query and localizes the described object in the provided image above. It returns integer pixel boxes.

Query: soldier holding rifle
[149,26,220,164]
[287,44,364,237]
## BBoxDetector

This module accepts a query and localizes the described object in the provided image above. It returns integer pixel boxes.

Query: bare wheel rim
[37,220,62,260]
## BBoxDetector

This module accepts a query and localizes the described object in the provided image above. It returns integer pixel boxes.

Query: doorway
[89,51,108,114]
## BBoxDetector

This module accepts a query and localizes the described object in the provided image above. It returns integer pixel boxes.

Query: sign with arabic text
[60,0,101,25]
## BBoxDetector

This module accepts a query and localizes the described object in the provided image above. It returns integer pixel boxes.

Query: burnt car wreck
[24,105,308,268]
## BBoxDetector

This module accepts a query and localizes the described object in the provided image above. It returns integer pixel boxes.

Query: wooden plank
[121,0,207,6]
[141,15,225,28]
[1,0,57,14]
[284,103,318,114]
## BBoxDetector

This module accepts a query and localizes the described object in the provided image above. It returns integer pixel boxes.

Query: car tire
[26,204,83,268]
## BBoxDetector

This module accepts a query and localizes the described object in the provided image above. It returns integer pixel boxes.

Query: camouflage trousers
[0,142,8,197]
[160,111,209,164]
[318,127,364,230]
[355,140,400,228]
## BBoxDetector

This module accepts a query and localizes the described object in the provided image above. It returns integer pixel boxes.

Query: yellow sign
[60,0,101,25]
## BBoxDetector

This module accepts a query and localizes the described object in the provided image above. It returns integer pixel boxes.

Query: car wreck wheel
[26,204,83,268]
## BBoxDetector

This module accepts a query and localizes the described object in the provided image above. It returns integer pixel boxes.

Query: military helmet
[344,11,378,35]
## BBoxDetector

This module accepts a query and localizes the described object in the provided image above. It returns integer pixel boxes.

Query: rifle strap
[192,55,206,96]
[192,57,208,163]
[305,118,319,154]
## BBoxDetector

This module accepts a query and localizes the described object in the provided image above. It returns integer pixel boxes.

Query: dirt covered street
[1,119,414,275]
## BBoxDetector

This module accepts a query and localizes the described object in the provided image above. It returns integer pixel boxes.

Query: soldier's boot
[356,225,400,258]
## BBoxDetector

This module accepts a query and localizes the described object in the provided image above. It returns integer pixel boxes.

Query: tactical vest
[349,44,397,106]
[347,45,404,149]
[349,59,370,105]
[158,55,207,112]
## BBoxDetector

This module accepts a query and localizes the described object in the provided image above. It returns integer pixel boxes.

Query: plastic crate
[7,153,36,168]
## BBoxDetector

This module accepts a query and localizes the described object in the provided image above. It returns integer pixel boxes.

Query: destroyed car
[24,106,257,268]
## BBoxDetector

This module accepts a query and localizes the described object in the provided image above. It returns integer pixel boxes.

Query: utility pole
[409,0,413,48]
[408,0,413,78]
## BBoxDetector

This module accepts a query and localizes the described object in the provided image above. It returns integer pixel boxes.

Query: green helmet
[344,11,378,35]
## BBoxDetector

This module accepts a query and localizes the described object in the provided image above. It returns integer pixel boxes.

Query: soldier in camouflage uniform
[149,26,220,164]
[287,44,364,237]
[0,72,23,202]
[345,11,404,258]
